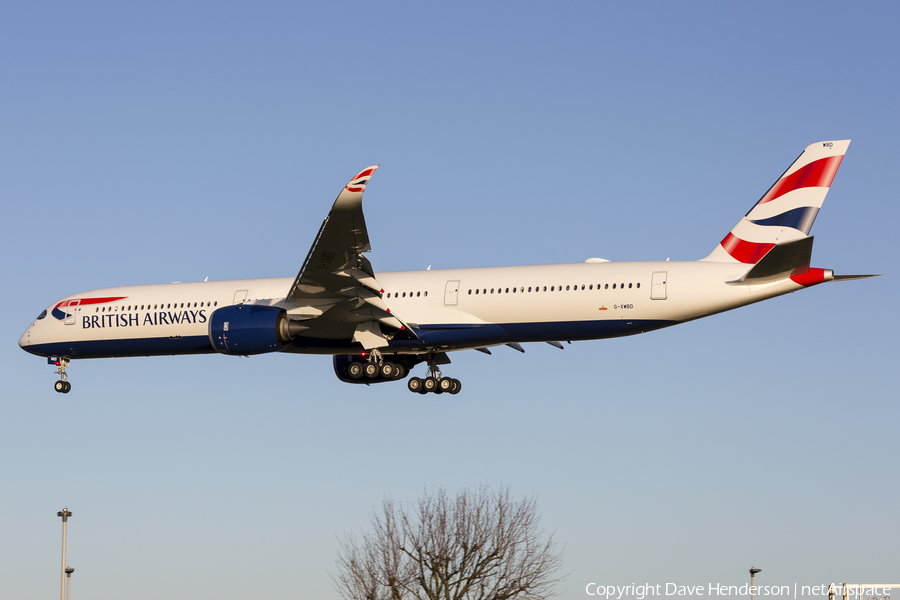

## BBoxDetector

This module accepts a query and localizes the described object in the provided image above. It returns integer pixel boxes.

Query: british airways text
[82,310,208,329]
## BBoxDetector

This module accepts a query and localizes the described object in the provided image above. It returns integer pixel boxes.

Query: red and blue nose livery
[50,297,127,321]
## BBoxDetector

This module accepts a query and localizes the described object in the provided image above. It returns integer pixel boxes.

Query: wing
[284,166,412,347]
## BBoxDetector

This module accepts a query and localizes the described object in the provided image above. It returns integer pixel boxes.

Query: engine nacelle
[209,304,298,355]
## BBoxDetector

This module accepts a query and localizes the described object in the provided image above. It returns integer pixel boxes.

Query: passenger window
[505,287,509,293]
[629,283,632,289]
[612,284,616,289]
[636,283,640,289]
[417,292,420,297]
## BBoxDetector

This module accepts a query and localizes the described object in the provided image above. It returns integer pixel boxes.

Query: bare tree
[333,486,564,600]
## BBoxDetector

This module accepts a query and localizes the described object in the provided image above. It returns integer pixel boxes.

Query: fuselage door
[64,300,80,325]
[444,280,460,306]
[651,271,668,300]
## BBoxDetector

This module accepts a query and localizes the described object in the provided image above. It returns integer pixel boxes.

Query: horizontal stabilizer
[832,274,881,281]
[739,236,814,283]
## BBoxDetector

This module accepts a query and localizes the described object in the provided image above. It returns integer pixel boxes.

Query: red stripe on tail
[720,233,775,264]
[758,155,843,205]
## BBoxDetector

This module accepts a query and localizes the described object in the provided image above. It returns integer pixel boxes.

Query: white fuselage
[19,259,807,360]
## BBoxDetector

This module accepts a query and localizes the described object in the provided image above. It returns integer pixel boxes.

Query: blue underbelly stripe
[24,319,677,359]
[25,336,215,359]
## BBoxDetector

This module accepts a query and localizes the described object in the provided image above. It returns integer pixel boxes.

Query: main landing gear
[347,349,407,382]
[52,358,72,394]
[406,356,461,395]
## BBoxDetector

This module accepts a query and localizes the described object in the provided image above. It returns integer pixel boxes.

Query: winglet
[333,165,379,210]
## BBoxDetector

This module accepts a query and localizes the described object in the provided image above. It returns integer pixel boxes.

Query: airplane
[19,140,877,395]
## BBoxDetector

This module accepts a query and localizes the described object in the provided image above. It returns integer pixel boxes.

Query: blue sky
[1,2,897,599]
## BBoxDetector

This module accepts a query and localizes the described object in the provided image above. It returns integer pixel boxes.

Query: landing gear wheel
[423,376,437,393]
[348,362,364,379]
[448,379,461,395]
[52,358,72,394]
[408,377,422,393]
[364,363,379,379]
[438,377,453,393]
[380,362,396,378]
[392,364,406,380]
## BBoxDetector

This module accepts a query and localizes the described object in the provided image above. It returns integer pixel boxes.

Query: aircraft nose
[19,325,37,354]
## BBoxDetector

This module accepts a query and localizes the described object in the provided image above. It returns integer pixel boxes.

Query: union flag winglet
[345,166,379,193]
[332,165,380,211]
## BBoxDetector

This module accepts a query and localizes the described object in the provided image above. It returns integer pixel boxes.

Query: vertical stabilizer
[702,140,850,264]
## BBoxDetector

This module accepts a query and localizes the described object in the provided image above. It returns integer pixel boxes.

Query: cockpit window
[37,309,47,320]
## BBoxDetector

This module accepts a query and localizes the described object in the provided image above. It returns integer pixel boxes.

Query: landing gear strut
[52,358,72,394]
[407,354,461,395]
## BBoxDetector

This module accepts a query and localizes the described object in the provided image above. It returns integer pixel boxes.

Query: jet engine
[208,304,306,355]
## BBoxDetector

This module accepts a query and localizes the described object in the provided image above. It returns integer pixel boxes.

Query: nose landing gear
[51,358,71,394]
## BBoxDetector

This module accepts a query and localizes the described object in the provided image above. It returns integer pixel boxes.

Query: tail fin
[702,140,850,264]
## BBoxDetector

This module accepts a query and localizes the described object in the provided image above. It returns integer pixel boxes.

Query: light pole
[65,567,74,600]
[57,508,72,600]
[750,567,761,600]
